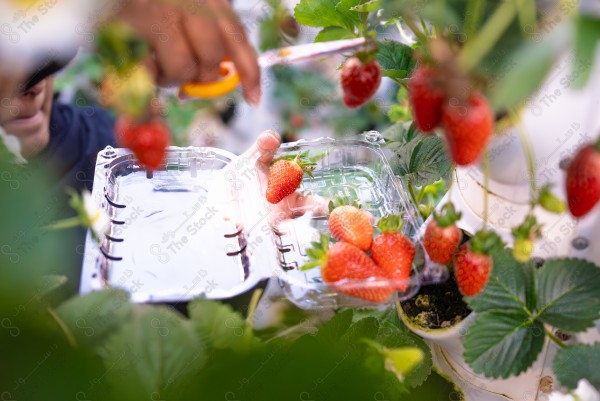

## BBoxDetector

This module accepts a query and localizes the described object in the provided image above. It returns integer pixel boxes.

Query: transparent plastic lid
[80,133,449,308]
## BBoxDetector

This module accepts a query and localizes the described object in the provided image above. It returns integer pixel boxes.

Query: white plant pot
[398,307,551,400]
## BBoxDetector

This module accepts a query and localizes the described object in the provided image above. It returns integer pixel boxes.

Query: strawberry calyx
[511,214,542,242]
[300,233,331,271]
[433,203,462,228]
[271,151,322,178]
[328,196,362,213]
[376,214,405,233]
[470,230,504,256]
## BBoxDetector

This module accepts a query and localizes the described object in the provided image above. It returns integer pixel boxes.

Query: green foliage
[384,122,451,187]
[294,0,357,32]
[376,40,416,80]
[315,26,356,42]
[574,15,600,88]
[536,258,600,332]
[554,343,600,389]
[464,250,600,379]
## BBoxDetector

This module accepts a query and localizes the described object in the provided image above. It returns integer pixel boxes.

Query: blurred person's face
[0,76,54,157]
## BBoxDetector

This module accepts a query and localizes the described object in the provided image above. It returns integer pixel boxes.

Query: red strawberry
[266,153,316,204]
[115,116,170,170]
[441,92,494,166]
[328,205,373,251]
[408,65,445,133]
[423,203,462,265]
[566,142,600,217]
[302,234,394,303]
[340,56,381,108]
[371,215,415,292]
[453,231,502,296]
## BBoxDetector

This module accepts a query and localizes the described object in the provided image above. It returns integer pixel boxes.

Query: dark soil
[401,273,471,330]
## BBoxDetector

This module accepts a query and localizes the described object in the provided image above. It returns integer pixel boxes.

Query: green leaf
[341,317,380,344]
[315,309,354,345]
[188,298,255,350]
[104,305,207,399]
[573,16,600,88]
[489,31,561,111]
[405,370,464,400]
[382,69,409,79]
[536,258,600,332]
[386,122,451,187]
[314,26,355,42]
[383,347,424,379]
[554,343,600,389]
[351,0,381,12]
[335,0,362,28]
[376,323,432,388]
[466,249,534,313]
[294,0,357,31]
[376,40,415,74]
[56,288,133,349]
[464,310,545,378]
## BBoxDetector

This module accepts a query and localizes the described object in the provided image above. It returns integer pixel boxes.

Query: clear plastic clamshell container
[80,132,448,309]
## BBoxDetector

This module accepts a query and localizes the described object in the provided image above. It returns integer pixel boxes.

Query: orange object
[179,61,240,99]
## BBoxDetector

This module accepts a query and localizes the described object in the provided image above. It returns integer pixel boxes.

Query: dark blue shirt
[38,101,116,192]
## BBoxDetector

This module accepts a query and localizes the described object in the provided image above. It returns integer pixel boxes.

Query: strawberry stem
[402,16,429,44]
[514,112,538,211]
[544,327,568,349]
[595,137,600,152]
[459,0,517,72]
[483,150,490,227]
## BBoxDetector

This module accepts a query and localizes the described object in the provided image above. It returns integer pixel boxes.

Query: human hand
[116,0,261,105]
[243,130,329,233]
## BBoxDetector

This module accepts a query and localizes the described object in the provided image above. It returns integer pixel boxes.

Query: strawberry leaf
[466,249,534,314]
[464,310,545,379]
[385,122,451,187]
[536,258,600,332]
[376,40,415,75]
[314,26,356,42]
[103,305,207,399]
[188,298,257,351]
[294,0,357,31]
[56,288,133,349]
[554,343,600,390]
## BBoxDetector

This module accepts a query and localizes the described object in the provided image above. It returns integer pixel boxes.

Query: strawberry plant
[463,249,600,379]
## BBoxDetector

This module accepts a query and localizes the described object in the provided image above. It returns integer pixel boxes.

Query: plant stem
[515,113,537,210]
[395,21,416,45]
[483,151,490,227]
[244,288,263,347]
[459,0,517,72]
[545,327,568,349]
[408,182,419,207]
[464,0,485,40]
[43,216,82,231]
[416,186,426,204]
[402,16,429,44]
[48,307,78,348]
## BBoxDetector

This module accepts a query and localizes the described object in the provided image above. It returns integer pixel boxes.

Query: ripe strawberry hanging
[266,152,316,204]
[453,231,503,296]
[408,65,445,133]
[565,142,600,217]
[328,201,373,251]
[423,203,462,265]
[116,115,170,170]
[340,55,381,108]
[441,92,494,166]
[370,215,415,292]
[301,234,393,303]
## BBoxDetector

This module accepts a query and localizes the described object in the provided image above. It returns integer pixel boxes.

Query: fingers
[208,0,261,105]
[180,10,224,82]
[256,130,281,165]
